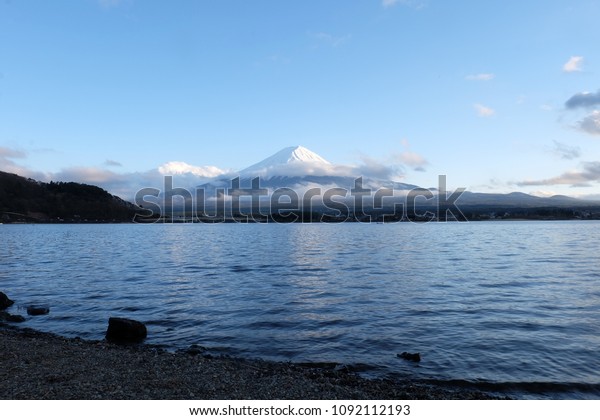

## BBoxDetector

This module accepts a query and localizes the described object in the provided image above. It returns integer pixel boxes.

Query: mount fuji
[200,145,418,192]
[191,146,599,211]
[133,145,600,221]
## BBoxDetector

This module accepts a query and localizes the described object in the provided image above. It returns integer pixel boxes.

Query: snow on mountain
[240,146,334,177]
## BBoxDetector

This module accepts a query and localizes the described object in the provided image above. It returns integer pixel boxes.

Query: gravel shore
[0,327,500,400]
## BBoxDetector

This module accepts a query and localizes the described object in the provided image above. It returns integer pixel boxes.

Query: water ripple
[2,221,600,398]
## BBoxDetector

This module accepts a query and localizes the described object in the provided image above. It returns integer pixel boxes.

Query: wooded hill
[0,171,138,222]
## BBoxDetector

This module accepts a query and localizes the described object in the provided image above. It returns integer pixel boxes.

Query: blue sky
[1,0,600,199]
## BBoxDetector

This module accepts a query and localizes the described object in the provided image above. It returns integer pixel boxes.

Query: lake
[1,221,599,398]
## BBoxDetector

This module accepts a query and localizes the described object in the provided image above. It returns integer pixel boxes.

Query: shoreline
[0,326,501,400]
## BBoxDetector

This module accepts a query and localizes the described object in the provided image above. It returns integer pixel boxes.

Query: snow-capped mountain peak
[240,146,331,176]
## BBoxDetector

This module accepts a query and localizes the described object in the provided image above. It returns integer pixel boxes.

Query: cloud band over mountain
[518,161,600,188]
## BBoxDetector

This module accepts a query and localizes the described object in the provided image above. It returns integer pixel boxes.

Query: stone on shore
[27,306,50,316]
[105,317,147,343]
[0,292,14,310]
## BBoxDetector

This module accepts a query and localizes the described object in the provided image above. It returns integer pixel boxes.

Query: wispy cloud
[396,151,428,172]
[563,56,584,73]
[382,0,398,7]
[387,139,429,173]
[517,161,600,187]
[98,0,122,8]
[382,0,425,9]
[465,73,495,81]
[552,140,580,160]
[311,32,351,48]
[356,156,402,180]
[0,146,45,180]
[565,90,600,109]
[104,159,123,167]
[576,111,600,136]
[474,103,495,117]
[0,146,26,160]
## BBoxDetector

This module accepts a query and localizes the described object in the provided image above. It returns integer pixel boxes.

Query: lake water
[1,221,600,398]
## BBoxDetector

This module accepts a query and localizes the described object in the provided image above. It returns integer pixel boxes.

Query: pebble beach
[0,327,498,400]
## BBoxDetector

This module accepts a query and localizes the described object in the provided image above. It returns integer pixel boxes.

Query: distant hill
[0,171,138,223]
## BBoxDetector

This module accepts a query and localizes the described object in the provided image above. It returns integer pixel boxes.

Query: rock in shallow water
[27,306,50,316]
[105,317,147,343]
[0,292,14,310]
[397,352,421,362]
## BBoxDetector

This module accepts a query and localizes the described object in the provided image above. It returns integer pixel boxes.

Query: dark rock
[398,352,421,362]
[0,311,25,323]
[27,306,50,316]
[8,314,26,323]
[106,317,147,343]
[0,291,14,310]
[182,344,208,356]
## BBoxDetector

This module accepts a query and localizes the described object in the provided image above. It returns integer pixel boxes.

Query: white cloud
[563,56,584,73]
[474,103,495,117]
[158,161,226,178]
[465,73,495,81]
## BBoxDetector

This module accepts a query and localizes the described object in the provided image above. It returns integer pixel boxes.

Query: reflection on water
[1,221,600,398]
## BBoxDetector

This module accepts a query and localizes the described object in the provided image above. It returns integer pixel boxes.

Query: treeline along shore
[3,171,600,223]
